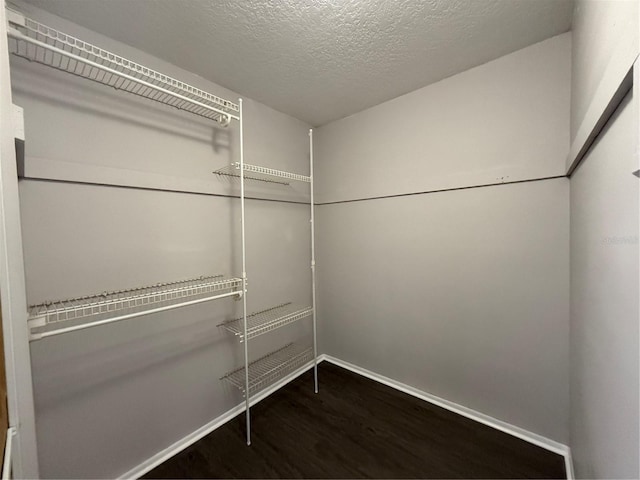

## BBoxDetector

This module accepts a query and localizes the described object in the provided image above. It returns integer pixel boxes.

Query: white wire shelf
[28,275,243,341]
[213,163,311,185]
[6,9,239,126]
[221,342,313,396]
[218,302,312,342]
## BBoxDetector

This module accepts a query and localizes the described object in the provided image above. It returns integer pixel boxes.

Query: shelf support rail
[238,98,251,446]
[310,128,318,394]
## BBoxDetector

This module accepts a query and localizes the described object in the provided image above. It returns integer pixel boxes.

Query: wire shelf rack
[213,163,311,185]
[218,302,312,342]
[221,342,313,396]
[6,9,239,125]
[28,275,243,340]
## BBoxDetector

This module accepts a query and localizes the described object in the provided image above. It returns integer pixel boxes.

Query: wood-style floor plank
[144,362,566,479]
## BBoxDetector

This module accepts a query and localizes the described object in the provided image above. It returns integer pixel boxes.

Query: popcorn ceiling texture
[21,0,573,125]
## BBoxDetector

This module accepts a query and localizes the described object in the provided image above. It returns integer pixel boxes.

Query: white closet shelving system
[4,5,317,451]
[215,127,318,446]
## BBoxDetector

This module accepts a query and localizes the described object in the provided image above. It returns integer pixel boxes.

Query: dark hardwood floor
[144,362,566,479]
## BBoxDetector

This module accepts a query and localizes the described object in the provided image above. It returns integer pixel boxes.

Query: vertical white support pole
[239,99,251,445]
[634,62,640,432]
[0,2,40,476]
[309,129,318,393]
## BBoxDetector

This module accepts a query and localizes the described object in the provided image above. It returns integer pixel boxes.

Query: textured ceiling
[19,0,573,126]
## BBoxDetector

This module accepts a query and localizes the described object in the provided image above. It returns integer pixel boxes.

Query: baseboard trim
[118,357,324,480]
[322,355,574,478]
[564,449,575,480]
[120,354,574,480]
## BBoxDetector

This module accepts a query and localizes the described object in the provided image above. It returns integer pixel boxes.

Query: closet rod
[29,289,242,341]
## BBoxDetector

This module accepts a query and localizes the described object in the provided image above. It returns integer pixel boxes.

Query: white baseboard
[564,449,575,480]
[120,353,574,480]
[322,355,574,479]
[118,357,324,480]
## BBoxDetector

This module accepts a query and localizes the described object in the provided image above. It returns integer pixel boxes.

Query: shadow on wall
[30,308,243,412]
[10,58,232,151]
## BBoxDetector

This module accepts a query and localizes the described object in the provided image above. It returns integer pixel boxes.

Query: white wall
[317,179,570,441]
[569,1,640,477]
[10,2,313,478]
[316,33,570,203]
[570,90,639,480]
[570,0,639,142]
[316,34,571,443]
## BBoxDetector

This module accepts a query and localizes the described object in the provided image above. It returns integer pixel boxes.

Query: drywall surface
[314,32,571,443]
[10,3,313,479]
[314,33,571,203]
[570,0,639,142]
[570,92,639,478]
[316,178,570,442]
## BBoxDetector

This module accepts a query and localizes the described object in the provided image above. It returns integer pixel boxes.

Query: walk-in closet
[0,1,638,479]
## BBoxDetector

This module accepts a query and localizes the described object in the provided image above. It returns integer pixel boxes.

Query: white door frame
[0,1,40,477]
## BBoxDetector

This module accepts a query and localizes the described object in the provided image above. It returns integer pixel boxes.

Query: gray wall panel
[569,91,639,479]
[317,179,570,442]
[315,33,570,204]
[570,0,639,142]
[315,34,572,444]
